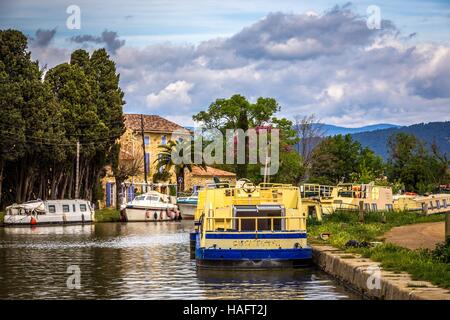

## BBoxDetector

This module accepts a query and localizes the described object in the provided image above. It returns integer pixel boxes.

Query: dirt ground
[383,222,446,250]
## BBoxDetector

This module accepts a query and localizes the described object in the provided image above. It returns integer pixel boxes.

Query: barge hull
[195,247,312,269]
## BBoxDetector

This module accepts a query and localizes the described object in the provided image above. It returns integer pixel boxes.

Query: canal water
[0,221,359,300]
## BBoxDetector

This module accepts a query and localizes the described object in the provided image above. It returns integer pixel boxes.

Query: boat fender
[153,212,158,220]
[146,210,151,219]
[81,213,85,224]
[30,216,37,225]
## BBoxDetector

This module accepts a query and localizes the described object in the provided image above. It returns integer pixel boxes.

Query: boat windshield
[134,195,160,202]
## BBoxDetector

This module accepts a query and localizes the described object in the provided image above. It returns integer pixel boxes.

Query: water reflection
[0,222,359,300]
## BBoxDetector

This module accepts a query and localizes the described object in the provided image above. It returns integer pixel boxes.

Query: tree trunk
[0,159,3,207]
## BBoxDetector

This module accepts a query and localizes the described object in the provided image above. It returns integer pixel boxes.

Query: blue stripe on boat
[204,232,307,239]
[196,248,312,260]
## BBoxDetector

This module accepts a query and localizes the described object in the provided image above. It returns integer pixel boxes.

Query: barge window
[48,205,56,213]
[73,204,76,212]
[436,200,440,209]
[444,199,447,208]
[62,205,70,213]
[80,204,87,212]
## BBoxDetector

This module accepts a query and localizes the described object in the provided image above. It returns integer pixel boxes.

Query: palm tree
[155,139,206,191]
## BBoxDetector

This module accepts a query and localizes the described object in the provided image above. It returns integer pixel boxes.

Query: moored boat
[393,193,450,214]
[121,190,181,222]
[4,199,94,226]
[192,180,312,269]
[300,183,394,214]
[176,194,197,219]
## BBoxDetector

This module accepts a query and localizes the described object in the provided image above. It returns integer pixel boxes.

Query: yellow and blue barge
[191,181,311,268]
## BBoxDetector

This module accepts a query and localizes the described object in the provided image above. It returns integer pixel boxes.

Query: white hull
[177,203,196,219]
[3,213,94,226]
[124,207,175,222]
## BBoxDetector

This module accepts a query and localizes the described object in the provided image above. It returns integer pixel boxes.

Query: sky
[1,0,450,127]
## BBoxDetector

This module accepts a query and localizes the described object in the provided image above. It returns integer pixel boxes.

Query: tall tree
[156,139,206,191]
[309,134,384,184]
[192,94,284,179]
[0,29,66,204]
[387,132,448,193]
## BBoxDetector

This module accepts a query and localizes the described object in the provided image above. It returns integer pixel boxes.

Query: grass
[94,209,121,223]
[0,211,4,224]
[309,211,450,289]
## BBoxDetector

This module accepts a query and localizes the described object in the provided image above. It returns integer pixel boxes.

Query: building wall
[184,172,236,192]
[100,130,189,208]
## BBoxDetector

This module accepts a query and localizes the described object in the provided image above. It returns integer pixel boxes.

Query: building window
[48,205,56,213]
[145,153,150,173]
[386,204,393,211]
[364,203,370,211]
[158,154,164,173]
[371,203,377,211]
[161,135,167,145]
[80,204,87,212]
[144,136,150,145]
[62,205,70,213]
[444,199,447,208]
[436,200,441,209]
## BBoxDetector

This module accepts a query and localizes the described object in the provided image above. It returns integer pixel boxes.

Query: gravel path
[383,222,445,250]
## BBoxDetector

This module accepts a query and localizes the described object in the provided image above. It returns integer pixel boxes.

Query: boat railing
[203,216,306,233]
[300,184,335,198]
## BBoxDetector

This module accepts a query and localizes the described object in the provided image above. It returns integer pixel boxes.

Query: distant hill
[351,121,450,159]
[317,123,401,136]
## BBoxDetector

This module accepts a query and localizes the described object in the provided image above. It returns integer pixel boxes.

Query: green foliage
[429,242,450,263]
[193,94,301,182]
[386,132,449,193]
[309,134,384,184]
[0,30,125,206]
[153,171,172,183]
[94,209,121,222]
[309,211,450,289]
[156,139,206,189]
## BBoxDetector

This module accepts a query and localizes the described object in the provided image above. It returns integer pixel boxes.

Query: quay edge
[312,245,450,300]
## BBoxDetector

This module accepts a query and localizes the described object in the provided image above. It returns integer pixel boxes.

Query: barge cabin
[192,180,312,269]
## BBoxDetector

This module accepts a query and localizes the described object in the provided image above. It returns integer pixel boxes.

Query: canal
[0,221,359,299]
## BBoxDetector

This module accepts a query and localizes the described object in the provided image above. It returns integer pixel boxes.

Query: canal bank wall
[312,245,450,300]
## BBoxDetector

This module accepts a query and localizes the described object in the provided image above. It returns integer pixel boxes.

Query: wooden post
[75,140,80,199]
[445,213,450,245]
[140,114,148,193]
[358,200,365,223]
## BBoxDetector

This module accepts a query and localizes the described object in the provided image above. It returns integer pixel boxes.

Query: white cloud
[27,5,450,127]
[146,80,194,110]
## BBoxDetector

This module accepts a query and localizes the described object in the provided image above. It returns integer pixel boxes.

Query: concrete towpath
[383,222,445,250]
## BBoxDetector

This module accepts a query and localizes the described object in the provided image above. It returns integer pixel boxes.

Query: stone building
[183,166,237,192]
[101,114,191,208]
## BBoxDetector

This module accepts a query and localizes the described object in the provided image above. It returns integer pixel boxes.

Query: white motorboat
[176,192,198,219]
[121,190,181,222]
[4,199,94,226]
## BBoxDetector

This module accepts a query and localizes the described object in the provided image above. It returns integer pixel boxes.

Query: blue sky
[1,0,450,127]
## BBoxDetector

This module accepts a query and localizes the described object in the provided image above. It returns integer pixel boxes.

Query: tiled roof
[124,114,190,134]
[191,166,236,177]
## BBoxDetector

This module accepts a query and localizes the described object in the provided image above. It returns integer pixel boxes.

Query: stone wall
[312,245,450,300]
